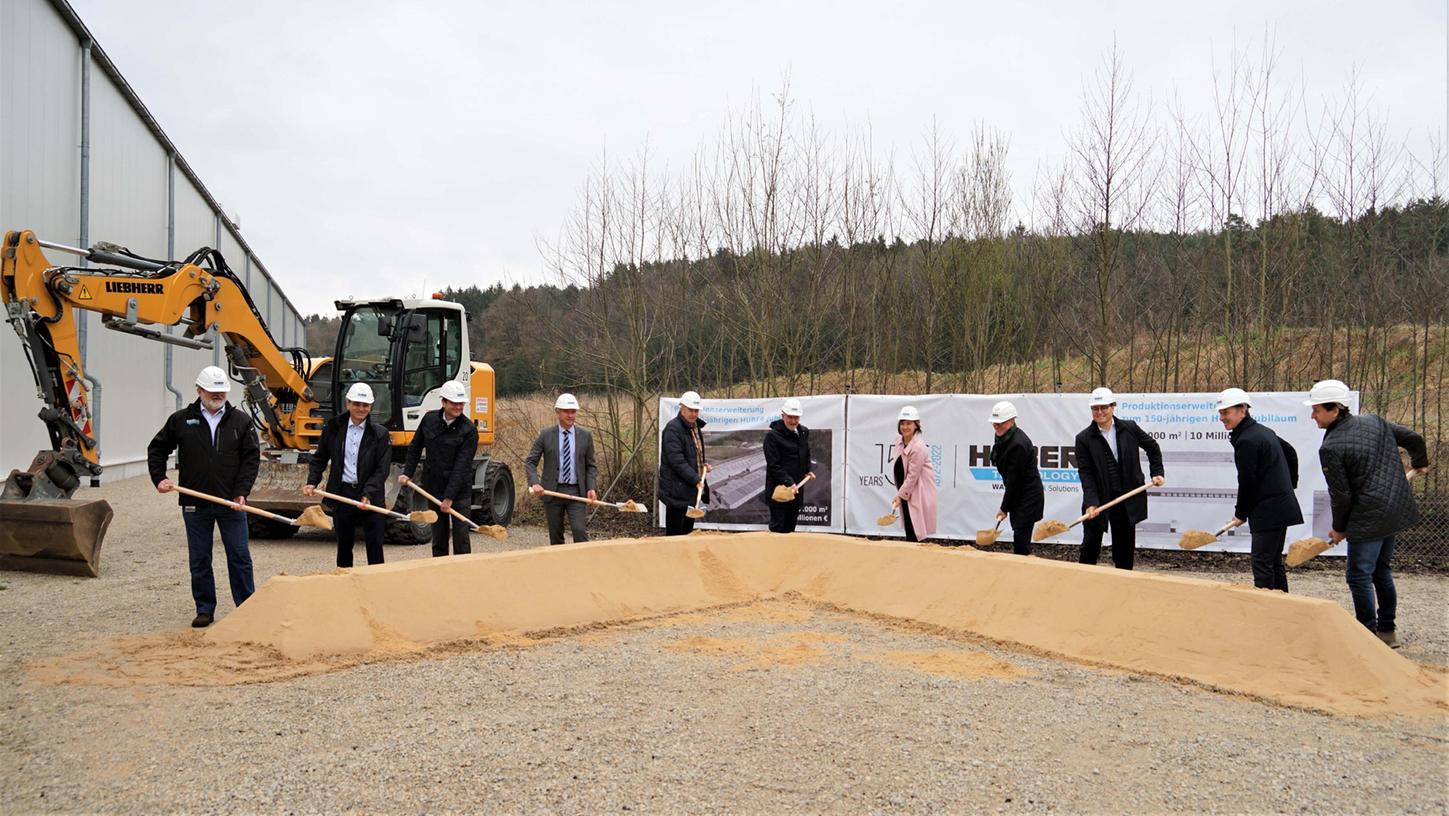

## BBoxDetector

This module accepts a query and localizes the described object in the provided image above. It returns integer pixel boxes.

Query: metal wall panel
[79,67,172,466]
[0,0,80,470]
[2,0,308,479]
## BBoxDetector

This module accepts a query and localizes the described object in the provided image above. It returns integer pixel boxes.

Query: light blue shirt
[557,424,576,484]
[202,403,226,444]
[343,418,366,484]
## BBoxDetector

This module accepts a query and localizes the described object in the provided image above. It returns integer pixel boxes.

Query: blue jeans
[181,505,255,616]
[1345,535,1396,633]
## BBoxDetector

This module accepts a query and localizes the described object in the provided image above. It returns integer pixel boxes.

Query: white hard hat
[345,382,375,404]
[1304,379,1350,407]
[897,405,921,422]
[781,398,803,417]
[555,392,580,411]
[680,390,703,410]
[195,365,231,393]
[1216,387,1251,411]
[1088,387,1116,407]
[439,380,468,403]
[989,400,1018,423]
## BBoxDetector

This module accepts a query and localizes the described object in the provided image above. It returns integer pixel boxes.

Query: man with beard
[148,366,259,628]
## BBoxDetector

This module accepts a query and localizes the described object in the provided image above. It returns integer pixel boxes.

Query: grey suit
[525,424,598,545]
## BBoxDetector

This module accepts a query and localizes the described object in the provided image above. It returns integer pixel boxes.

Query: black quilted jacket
[1318,413,1428,541]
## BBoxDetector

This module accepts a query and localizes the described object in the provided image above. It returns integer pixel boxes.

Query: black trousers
[768,499,801,534]
[1078,506,1136,570]
[664,505,696,536]
[901,502,918,542]
[334,483,385,567]
[1250,527,1289,592]
[431,506,472,557]
[545,485,589,545]
[1011,520,1034,556]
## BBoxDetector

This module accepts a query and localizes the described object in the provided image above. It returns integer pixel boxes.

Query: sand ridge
[25,532,1449,718]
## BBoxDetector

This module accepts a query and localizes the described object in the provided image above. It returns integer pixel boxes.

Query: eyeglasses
[1090,405,1113,413]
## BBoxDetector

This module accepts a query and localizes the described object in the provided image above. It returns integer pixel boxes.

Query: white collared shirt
[1100,420,1119,461]
[343,418,367,484]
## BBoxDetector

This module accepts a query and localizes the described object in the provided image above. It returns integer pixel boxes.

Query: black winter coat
[307,413,393,508]
[658,414,710,510]
[1319,412,1428,541]
[147,400,260,506]
[1228,415,1303,531]
[1074,417,1164,531]
[990,426,1044,525]
[761,419,811,506]
[403,410,478,502]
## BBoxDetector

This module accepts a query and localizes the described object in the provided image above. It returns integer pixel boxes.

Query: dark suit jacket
[1229,415,1304,531]
[307,414,392,508]
[525,424,597,497]
[1074,417,1164,531]
[403,410,478,502]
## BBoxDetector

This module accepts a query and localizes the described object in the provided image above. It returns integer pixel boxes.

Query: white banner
[842,391,1355,553]
[657,395,847,532]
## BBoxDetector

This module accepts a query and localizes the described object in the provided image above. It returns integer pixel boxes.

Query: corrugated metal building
[0,0,306,479]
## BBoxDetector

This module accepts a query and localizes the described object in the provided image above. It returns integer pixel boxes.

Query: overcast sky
[69,1,1446,316]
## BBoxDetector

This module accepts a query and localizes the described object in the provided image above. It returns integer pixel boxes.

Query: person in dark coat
[525,393,598,545]
[762,398,812,534]
[658,390,711,536]
[304,382,393,568]
[148,365,260,628]
[1307,379,1430,647]
[989,401,1044,556]
[1218,388,1303,592]
[401,380,478,557]
[1074,387,1165,570]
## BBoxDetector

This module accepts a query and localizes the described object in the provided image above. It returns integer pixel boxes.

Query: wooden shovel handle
[694,483,705,506]
[312,487,407,520]
[171,484,296,525]
[1072,482,1153,527]
[536,487,612,509]
[402,480,480,530]
[792,473,816,491]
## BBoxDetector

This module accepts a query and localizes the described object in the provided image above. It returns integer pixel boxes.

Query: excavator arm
[2,229,323,472]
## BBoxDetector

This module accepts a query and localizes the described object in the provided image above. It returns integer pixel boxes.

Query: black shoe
[1376,630,1400,649]
[192,613,214,628]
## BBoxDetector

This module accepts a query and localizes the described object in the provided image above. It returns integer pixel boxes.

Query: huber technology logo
[966,443,1081,484]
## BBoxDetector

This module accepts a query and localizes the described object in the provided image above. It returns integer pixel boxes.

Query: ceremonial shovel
[171,484,332,530]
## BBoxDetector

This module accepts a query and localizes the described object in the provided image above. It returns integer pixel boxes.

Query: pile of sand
[30,533,1449,718]
[1287,537,1332,566]
[1033,520,1070,541]
[1179,530,1217,549]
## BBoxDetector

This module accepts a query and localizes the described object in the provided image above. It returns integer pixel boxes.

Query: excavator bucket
[0,453,114,577]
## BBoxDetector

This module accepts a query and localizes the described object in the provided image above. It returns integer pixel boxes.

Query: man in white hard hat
[1307,379,1430,647]
[525,392,598,545]
[401,380,478,557]
[1218,388,1302,592]
[1073,387,1165,570]
[762,397,812,534]
[305,382,392,567]
[147,366,259,628]
[988,401,1043,556]
[659,391,712,535]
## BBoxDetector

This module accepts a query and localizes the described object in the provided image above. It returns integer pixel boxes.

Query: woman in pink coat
[891,405,938,541]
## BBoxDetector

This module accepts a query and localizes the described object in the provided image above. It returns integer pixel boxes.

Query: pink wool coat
[893,434,938,538]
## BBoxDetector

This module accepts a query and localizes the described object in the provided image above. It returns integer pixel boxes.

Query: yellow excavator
[0,229,514,576]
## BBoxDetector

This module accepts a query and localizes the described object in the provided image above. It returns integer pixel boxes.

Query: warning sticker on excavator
[77,284,93,300]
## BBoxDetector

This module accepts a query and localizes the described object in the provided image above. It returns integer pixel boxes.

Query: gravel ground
[2,475,1446,814]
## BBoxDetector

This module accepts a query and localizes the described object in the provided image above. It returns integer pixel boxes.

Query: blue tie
[560,430,574,485]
